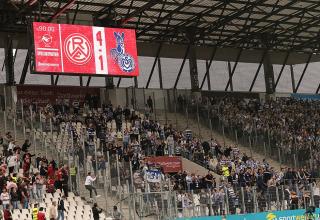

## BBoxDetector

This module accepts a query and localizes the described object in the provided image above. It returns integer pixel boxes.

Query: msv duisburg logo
[110,32,135,73]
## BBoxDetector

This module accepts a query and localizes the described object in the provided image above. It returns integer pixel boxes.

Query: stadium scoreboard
[32,22,139,77]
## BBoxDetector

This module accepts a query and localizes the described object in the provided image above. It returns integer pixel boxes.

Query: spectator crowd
[0,95,319,219]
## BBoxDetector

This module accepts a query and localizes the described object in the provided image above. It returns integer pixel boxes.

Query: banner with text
[145,156,182,173]
[16,85,100,106]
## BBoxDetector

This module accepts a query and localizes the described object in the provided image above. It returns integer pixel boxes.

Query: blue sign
[227,209,320,220]
[291,93,320,100]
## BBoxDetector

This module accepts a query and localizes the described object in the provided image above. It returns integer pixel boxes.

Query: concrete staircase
[155,110,282,171]
[2,112,164,220]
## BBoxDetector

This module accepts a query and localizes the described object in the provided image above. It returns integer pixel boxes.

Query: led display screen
[32,22,139,76]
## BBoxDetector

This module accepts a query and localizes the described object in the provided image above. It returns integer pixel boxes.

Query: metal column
[290,65,296,93]
[4,36,14,85]
[158,57,163,89]
[225,49,242,91]
[186,27,199,91]
[263,52,276,94]
[294,53,312,93]
[206,61,212,91]
[227,61,233,91]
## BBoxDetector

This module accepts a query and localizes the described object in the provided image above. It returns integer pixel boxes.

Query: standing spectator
[49,201,58,220]
[3,205,12,220]
[70,163,77,193]
[35,173,44,202]
[92,203,102,220]
[84,172,100,201]
[147,96,153,113]
[32,203,39,220]
[57,198,66,220]
[61,165,69,197]
[0,188,10,209]
[37,207,46,220]
[166,134,175,156]
[20,183,29,209]
[21,140,31,152]
[10,187,19,209]
[7,151,16,174]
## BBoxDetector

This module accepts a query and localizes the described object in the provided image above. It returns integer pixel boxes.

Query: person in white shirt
[84,172,100,200]
[166,135,175,156]
[8,141,15,152]
[7,152,17,174]
[0,188,10,209]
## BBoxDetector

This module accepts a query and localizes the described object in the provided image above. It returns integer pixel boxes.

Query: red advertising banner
[32,22,139,77]
[145,156,182,173]
[16,85,100,106]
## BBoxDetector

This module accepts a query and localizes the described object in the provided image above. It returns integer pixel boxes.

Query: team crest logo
[41,34,52,47]
[64,33,92,65]
[110,32,135,73]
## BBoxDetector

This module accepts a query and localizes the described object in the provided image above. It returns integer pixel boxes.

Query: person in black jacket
[92,203,102,220]
[61,166,69,198]
[57,198,66,220]
[21,140,31,152]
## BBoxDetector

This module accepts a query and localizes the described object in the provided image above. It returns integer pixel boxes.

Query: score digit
[99,55,103,70]
[96,31,102,46]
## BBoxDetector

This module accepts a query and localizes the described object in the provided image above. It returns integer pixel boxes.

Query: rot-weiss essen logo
[64,33,92,65]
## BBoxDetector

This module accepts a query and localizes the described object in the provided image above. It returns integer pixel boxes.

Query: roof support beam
[206,61,211,91]
[117,77,121,88]
[118,0,158,25]
[275,52,290,89]
[79,76,83,86]
[137,0,194,37]
[155,1,227,41]
[294,53,312,93]
[173,44,190,89]
[225,48,243,91]
[158,57,163,89]
[290,65,296,93]
[146,43,162,88]
[316,83,320,94]
[86,77,91,86]
[134,76,138,88]
[19,49,31,85]
[218,0,299,46]
[249,50,267,91]
[48,0,76,22]
[200,46,217,89]
[202,0,268,39]
[54,75,59,85]
[51,75,54,85]
[227,61,233,92]
[4,37,14,86]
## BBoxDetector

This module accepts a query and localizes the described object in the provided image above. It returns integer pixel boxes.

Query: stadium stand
[0,97,318,219]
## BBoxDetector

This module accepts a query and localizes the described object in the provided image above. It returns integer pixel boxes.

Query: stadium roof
[2,0,320,64]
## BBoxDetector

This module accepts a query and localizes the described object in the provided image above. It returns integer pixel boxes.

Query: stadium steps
[0,113,156,219]
[0,114,131,219]
[156,111,282,171]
